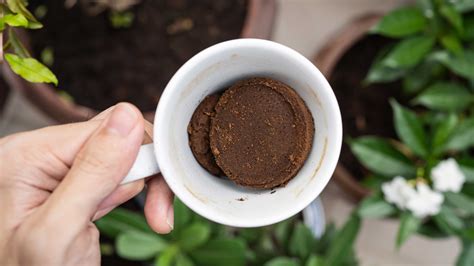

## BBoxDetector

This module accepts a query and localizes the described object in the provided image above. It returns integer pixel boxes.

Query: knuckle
[0,133,33,182]
[0,132,29,153]
[74,150,110,176]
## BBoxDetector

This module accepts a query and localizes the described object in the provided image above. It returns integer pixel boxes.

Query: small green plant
[1,0,58,85]
[109,10,135,29]
[349,0,474,265]
[366,0,474,99]
[96,199,360,266]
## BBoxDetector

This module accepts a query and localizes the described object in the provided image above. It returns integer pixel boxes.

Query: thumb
[44,103,144,224]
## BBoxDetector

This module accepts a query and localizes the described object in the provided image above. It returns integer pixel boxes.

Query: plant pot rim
[3,0,277,123]
[312,13,383,202]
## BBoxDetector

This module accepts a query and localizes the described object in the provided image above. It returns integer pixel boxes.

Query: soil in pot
[329,35,408,181]
[0,75,10,113]
[30,0,247,112]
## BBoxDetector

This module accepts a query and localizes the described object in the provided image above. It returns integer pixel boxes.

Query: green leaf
[4,53,58,85]
[432,50,474,80]
[391,100,429,158]
[275,218,293,249]
[176,253,195,266]
[371,7,427,37]
[264,257,299,266]
[238,228,262,244]
[440,34,464,55]
[349,137,416,177]
[190,239,246,266]
[459,158,474,183]
[360,174,386,190]
[396,212,422,248]
[109,10,135,29]
[178,222,211,251]
[326,215,361,266]
[364,45,406,84]
[418,222,451,238]
[116,231,168,260]
[431,113,458,155]
[445,192,474,215]
[95,208,153,238]
[433,205,465,235]
[444,117,474,152]
[462,227,474,240]
[463,183,474,197]
[413,82,472,112]
[40,46,54,67]
[463,14,474,41]
[305,255,324,266]
[417,0,435,14]
[457,240,474,266]
[454,0,474,13]
[364,62,406,84]
[357,194,397,218]
[288,222,315,259]
[2,13,28,27]
[6,0,42,27]
[174,198,192,232]
[8,28,30,58]
[402,61,444,94]
[382,36,435,68]
[255,232,276,258]
[155,245,178,266]
[313,224,337,254]
[440,3,464,33]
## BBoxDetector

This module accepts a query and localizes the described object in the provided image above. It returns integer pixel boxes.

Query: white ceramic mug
[122,39,342,227]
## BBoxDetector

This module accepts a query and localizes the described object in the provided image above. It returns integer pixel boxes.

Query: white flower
[431,158,466,193]
[382,176,417,209]
[406,183,444,218]
[382,177,444,218]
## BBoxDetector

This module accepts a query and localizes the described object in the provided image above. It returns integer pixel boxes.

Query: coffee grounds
[187,94,223,176]
[187,77,314,189]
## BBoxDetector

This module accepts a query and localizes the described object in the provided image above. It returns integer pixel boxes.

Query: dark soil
[0,75,9,112]
[30,0,247,112]
[329,35,407,180]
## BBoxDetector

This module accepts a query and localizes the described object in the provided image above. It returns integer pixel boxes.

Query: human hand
[0,103,174,266]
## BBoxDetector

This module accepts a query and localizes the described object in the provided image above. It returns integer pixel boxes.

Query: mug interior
[154,39,342,227]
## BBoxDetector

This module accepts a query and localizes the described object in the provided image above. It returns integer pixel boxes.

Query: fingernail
[166,205,174,231]
[106,103,138,136]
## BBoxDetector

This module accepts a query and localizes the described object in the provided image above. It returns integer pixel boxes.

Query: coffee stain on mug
[304,82,328,129]
[294,137,328,198]
[184,184,209,204]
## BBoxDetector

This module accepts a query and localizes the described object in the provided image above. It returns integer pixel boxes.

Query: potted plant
[1,0,58,113]
[314,1,474,201]
[3,0,277,123]
[315,0,474,264]
[96,198,361,266]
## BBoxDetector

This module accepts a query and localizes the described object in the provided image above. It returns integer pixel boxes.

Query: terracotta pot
[312,14,383,202]
[3,0,277,124]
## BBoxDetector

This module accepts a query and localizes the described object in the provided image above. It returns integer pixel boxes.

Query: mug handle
[121,120,161,184]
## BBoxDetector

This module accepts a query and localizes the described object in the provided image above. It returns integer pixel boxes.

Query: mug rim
[154,39,342,227]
